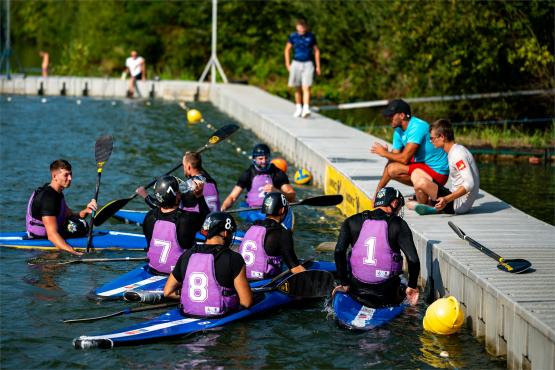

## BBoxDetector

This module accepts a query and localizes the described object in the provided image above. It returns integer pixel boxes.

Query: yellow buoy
[294,168,312,185]
[423,296,464,335]
[187,109,202,124]
[272,158,288,173]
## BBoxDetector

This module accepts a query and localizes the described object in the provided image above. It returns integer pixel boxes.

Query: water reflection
[418,333,465,368]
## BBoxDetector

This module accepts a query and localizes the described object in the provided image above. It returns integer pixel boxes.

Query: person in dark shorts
[25,159,97,256]
[143,175,210,274]
[221,143,296,211]
[333,187,420,308]
[239,192,305,280]
[164,212,253,317]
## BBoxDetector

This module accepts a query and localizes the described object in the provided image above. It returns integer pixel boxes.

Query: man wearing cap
[370,99,449,205]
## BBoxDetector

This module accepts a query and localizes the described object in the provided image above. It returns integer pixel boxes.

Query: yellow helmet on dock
[187,109,202,124]
[423,296,464,335]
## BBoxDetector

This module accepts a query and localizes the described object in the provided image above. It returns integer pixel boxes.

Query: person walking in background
[370,99,449,203]
[124,50,145,98]
[39,51,49,78]
[406,119,480,215]
[284,18,320,118]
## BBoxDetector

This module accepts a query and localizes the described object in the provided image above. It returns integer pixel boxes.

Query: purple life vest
[240,225,282,280]
[147,219,184,274]
[25,189,68,238]
[181,182,220,214]
[350,219,402,284]
[181,252,239,317]
[246,174,273,207]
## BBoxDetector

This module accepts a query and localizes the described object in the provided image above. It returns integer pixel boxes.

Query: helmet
[62,215,89,238]
[423,296,465,335]
[252,144,271,171]
[153,175,180,207]
[374,187,405,210]
[201,212,237,242]
[261,192,289,216]
[271,158,288,173]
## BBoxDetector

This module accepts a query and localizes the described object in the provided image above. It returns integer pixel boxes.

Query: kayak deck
[332,292,406,330]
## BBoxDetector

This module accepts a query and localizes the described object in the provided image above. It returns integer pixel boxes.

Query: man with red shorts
[370,99,448,204]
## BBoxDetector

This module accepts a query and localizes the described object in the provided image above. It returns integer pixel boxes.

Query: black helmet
[252,143,271,158]
[374,187,405,210]
[153,175,180,207]
[261,192,289,216]
[62,215,89,238]
[201,212,237,241]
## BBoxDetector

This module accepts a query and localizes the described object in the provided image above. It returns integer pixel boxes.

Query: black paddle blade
[93,197,133,226]
[448,221,466,239]
[95,135,114,165]
[277,270,335,298]
[497,259,532,274]
[202,124,240,149]
[298,195,344,207]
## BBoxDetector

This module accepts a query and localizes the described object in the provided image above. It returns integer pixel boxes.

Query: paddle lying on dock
[448,221,533,274]
[27,256,148,266]
[93,124,239,227]
[228,194,344,214]
[87,135,114,253]
[65,269,335,323]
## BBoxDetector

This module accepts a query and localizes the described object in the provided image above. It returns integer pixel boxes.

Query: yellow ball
[294,168,312,185]
[272,158,288,173]
[187,109,202,124]
[423,296,465,335]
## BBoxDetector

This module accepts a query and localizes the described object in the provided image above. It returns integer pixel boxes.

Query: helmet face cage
[252,144,271,171]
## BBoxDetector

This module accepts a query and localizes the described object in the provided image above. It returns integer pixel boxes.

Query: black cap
[382,99,411,117]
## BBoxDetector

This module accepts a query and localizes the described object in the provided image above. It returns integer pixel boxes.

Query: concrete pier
[2,76,554,369]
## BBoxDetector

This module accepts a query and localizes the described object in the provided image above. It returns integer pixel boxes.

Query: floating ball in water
[294,168,312,185]
[76,99,82,105]
[41,98,47,103]
[187,109,202,124]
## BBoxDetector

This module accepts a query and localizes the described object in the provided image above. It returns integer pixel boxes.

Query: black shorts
[132,73,142,80]
[435,184,455,214]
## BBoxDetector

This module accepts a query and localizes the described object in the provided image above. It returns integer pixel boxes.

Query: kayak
[91,260,336,301]
[0,230,146,251]
[332,292,406,330]
[115,206,294,230]
[74,266,334,349]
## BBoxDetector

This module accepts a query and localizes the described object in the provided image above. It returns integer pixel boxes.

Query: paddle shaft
[259,258,314,289]
[63,302,177,323]
[228,195,343,214]
[86,167,104,253]
[29,257,148,266]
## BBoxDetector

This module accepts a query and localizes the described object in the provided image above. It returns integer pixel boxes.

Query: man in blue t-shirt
[284,18,321,118]
[370,99,449,205]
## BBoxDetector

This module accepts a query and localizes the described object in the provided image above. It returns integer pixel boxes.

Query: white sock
[302,104,310,111]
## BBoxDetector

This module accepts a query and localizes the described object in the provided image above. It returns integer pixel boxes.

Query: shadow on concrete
[468,201,511,215]
[424,239,446,303]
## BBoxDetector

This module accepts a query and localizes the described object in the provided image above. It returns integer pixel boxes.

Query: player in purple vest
[164,212,253,317]
[26,159,97,256]
[333,187,420,308]
[181,151,220,213]
[239,192,306,280]
[221,144,296,211]
[143,175,210,274]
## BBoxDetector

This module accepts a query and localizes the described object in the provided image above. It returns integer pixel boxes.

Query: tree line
[8,0,555,121]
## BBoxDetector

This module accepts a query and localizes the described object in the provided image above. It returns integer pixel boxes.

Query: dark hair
[296,18,308,28]
[430,119,455,142]
[50,159,72,172]
[183,151,202,170]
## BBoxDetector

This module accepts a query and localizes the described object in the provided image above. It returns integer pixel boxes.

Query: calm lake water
[0,96,505,368]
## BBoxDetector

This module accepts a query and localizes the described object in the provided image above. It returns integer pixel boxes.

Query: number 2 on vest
[362,237,377,265]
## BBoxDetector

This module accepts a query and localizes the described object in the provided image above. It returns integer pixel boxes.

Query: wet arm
[43,216,81,256]
[234,266,254,308]
[221,186,243,211]
[163,273,182,300]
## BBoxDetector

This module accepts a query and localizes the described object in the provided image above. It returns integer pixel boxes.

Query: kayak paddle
[63,302,176,324]
[86,135,114,253]
[93,124,239,227]
[27,256,148,266]
[228,194,344,214]
[448,221,532,274]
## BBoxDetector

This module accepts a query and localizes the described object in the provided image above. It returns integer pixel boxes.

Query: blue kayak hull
[91,260,336,300]
[332,292,405,330]
[0,230,146,251]
[74,289,294,349]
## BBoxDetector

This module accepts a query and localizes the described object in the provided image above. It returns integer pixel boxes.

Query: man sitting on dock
[370,99,449,205]
[221,143,296,211]
[164,212,253,316]
[407,119,480,215]
[26,159,97,256]
[239,192,305,280]
[333,187,420,307]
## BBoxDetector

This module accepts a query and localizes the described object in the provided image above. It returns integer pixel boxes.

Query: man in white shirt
[407,119,480,215]
[124,50,145,97]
